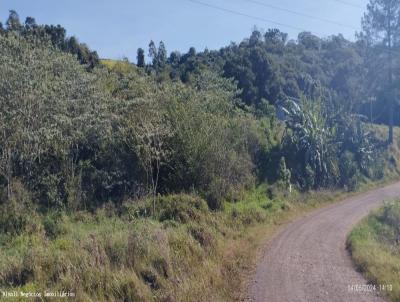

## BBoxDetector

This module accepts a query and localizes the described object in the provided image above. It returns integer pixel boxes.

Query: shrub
[122,194,209,224]
[0,181,42,236]
[380,202,400,237]
[43,211,67,239]
[339,151,359,191]
[206,178,227,211]
[157,194,209,223]
[231,206,266,226]
[278,157,291,190]
[189,225,216,251]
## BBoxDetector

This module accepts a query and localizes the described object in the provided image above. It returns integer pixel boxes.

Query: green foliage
[2,10,99,69]
[147,40,167,70]
[359,0,400,143]
[43,211,67,239]
[0,33,115,209]
[281,97,379,190]
[137,48,145,67]
[0,14,394,211]
[123,194,209,224]
[161,71,258,208]
[339,151,359,191]
[282,97,338,188]
[379,202,400,237]
[0,181,41,236]
[278,157,291,190]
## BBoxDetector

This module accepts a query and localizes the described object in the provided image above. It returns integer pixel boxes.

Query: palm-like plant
[281,95,378,189]
[281,97,338,188]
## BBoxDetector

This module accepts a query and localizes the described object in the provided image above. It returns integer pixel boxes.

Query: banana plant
[280,97,339,188]
[280,96,377,189]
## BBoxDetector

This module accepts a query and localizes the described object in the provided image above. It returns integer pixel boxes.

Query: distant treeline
[140,29,400,127]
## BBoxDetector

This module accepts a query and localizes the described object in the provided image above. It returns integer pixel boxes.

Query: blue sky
[0,0,369,61]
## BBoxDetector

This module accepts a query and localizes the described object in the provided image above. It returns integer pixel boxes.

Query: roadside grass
[347,201,400,302]
[1,180,397,302]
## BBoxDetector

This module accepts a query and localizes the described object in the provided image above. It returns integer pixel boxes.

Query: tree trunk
[389,101,394,144]
[388,5,394,145]
[6,147,12,199]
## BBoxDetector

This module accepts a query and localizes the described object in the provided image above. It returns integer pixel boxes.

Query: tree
[24,16,37,30]
[6,10,22,32]
[148,40,157,66]
[122,101,172,216]
[249,29,262,46]
[188,47,196,57]
[137,47,145,67]
[157,41,167,68]
[168,51,181,65]
[298,32,321,50]
[44,25,67,48]
[265,28,288,45]
[147,40,167,69]
[361,0,400,144]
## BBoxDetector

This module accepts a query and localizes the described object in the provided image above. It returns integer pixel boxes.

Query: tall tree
[249,29,262,46]
[24,16,37,30]
[137,47,145,67]
[157,41,167,68]
[188,46,196,57]
[6,10,22,31]
[122,102,172,216]
[148,40,157,66]
[361,0,400,144]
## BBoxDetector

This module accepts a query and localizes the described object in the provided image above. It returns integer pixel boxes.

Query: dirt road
[246,181,400,302]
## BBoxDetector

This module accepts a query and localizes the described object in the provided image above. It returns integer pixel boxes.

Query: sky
[0,0,369,61]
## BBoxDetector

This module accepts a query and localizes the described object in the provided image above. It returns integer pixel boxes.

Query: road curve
[246,181,400,302]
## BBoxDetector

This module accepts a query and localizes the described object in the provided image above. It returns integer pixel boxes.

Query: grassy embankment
[347,200,400,302]
[1,125,400,302]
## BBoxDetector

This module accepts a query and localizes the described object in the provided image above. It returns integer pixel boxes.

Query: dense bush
[380,202,400,238]
[0,32,267,211]
[281,97,380,190]
[339,151,359,191]
[0,33,132,210]
[0,181,41,236]
[122,194,209,224]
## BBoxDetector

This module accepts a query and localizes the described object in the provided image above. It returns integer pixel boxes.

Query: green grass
[0,182,390,302]
[347,201,400,302]
[0,185,346,302]
[0,192,275,302]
